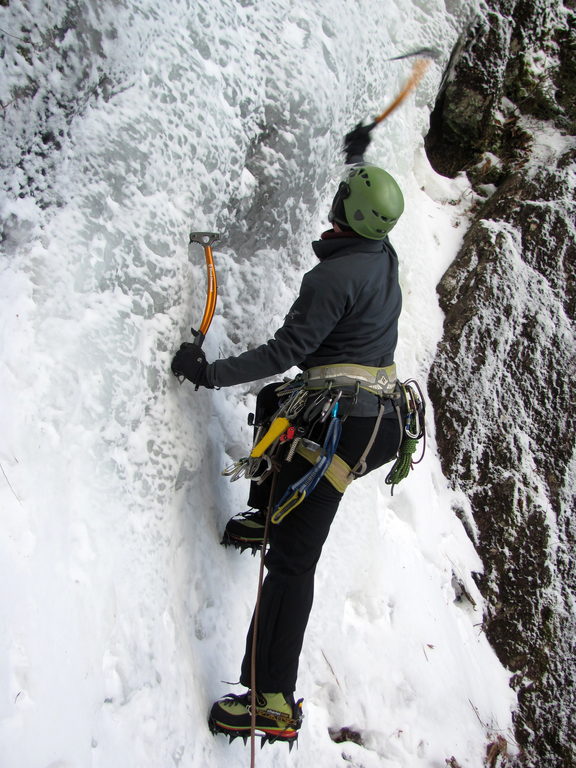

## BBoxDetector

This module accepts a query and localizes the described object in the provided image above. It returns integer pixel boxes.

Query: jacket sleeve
[206,265,347,388]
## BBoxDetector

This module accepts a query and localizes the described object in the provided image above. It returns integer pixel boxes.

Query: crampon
[208,691,303,750]
[220,510,266,555]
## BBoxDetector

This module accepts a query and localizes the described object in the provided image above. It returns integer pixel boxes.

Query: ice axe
[188,231,220,349]
[362,47,440,133]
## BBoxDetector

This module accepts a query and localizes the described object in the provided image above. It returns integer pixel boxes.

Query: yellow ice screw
[250,418,290,458]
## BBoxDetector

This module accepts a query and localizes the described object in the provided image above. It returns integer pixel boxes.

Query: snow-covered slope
[1,2,516,766]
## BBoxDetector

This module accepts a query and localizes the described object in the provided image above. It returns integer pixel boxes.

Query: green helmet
[329,165,404,239]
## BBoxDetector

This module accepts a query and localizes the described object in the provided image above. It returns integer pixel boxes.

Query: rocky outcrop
[425,1,576,766]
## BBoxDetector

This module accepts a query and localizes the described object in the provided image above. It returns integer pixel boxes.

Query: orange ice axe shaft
[189,231,220,348]
[372,58,431,126]
[365,49,440,131]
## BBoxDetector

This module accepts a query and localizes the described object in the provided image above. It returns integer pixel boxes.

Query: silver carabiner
[403,383,423,439]
[405,409,421,439]
[284,389,309,419]
[246,454,272,481]
[320,388,342,423]
[222,458,250,482]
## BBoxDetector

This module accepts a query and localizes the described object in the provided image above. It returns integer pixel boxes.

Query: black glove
[343,122,372,163]
[171,343,212,389]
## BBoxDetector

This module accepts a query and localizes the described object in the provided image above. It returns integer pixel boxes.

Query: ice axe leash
[188,231,220,349]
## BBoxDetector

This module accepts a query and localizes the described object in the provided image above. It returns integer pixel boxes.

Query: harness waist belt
[301,363,398,397]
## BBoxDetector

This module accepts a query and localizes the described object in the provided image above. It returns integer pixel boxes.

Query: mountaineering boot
[221,509,266,554]
[208,690,303,747]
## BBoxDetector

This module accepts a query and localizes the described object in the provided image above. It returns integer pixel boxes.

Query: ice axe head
[189,232,220,248]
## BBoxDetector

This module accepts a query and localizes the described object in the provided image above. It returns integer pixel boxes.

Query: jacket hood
[312,230,387,261]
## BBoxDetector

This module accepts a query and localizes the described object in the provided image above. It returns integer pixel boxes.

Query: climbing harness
[301,363,398,396]
[223,364,426,523]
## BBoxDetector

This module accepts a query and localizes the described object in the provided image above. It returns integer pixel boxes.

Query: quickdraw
[271,400,343,523]
[222,377,349,492]
[221,384,312,484]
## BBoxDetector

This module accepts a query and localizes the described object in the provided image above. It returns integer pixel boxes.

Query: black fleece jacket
[205,231,402,403]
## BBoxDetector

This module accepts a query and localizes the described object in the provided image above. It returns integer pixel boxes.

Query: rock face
[425,1,576,766]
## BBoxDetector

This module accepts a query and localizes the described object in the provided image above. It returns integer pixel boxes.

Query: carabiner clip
[404,409,421,439]
[320,387,341,423]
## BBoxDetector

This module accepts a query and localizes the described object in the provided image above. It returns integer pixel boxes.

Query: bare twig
[469,698,485,727]
[1,97,19,112]
[0,460,22,505]
[321,649,342,689]
[423,643,434,661]
[0,26,32,44]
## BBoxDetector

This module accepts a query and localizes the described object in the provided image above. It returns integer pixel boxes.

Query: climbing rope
[385,380,426,494]
[385,436,418,486]
[250,469,278,768]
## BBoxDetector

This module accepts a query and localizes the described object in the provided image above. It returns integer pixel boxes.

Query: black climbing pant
[239,382,402,694]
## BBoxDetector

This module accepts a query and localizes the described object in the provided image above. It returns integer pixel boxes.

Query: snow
[0,1,516,767]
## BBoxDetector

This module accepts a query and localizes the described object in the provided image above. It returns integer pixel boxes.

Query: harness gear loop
[347,399,388,481]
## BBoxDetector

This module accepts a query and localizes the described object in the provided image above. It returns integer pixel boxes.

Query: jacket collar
[312,229,385,261]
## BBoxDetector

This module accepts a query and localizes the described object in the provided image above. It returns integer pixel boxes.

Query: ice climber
[171,123,407,746]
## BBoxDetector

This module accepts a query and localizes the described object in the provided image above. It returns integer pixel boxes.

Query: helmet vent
[353,209,365,221]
